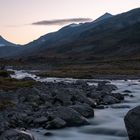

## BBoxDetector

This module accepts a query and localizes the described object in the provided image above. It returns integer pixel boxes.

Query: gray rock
[102,95,120,104]
[97,82,118,93]
[0,129,35,140]
[22,77,34,81]
[46,117,66,129]
[123,90,132,93]
[124,106,140,140]
[111,105,131,109]
[44,132,53,136]
[111,93,124,100]
[34,116,48,124]
[51,106,89,126]
[70,104,94,118]
[53,90,72,106]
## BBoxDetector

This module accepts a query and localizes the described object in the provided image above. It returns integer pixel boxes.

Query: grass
[0,70,14,77]
[1,56,140,79]
[36,67,140,79]
[0,77,36,90]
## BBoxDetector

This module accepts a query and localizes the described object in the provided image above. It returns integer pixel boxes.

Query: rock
[111,93,124,100]
[0,78,124,131]
[102,95,120,104]
[70,104,94,118]
[130,95,134,98]
[123,90,132,93]
[0,129,35,140]
[75,80,88,87]
[52,90,72,106]
[0,121,10,134]
[17,88,43,106]
[34,116,48,124]
[51,106,89,126]
[22,77,34,81]
[123,93,130,97]
[97,82,118,93]
[46,117,66,129]
[88,91,103,99]
[124,106,140,140]
[44,132,53,136]
[95,105,105,109]
[70,89,96,107]
[111,105,131,109]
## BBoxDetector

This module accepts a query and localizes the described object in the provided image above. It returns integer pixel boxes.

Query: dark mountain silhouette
[0,36,16,47]
[0,36,23,58]
[16,8,140,61]
[1,8,140,68]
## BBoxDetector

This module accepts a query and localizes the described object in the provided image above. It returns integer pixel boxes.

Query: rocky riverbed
[0,69,139,140]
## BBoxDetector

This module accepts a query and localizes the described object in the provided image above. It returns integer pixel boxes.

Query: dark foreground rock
[0,78,125,136]
[0,129,34,140]
[124,106,140,140]
[49,106,89,127]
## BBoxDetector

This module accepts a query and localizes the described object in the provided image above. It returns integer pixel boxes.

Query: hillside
[1,8,140,78]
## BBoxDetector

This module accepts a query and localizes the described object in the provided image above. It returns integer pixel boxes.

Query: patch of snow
[70,24,81,27]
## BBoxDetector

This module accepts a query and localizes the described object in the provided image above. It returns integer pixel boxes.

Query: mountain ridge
[1,8,140,62]
[18,7,140,59]
[0,36,17,47]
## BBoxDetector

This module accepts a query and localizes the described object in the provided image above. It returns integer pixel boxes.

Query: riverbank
[31,79,140,140]
[0,69,132,139]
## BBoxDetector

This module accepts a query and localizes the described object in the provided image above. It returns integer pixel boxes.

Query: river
[9,69,140,140]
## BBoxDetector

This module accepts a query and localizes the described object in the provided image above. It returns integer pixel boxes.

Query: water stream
[9,69,140,140]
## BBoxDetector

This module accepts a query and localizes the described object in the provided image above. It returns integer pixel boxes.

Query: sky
[0,0,140,45]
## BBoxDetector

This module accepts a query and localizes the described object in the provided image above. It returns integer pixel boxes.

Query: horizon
[0,0,140,45]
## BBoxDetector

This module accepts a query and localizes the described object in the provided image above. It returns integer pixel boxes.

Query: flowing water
[9,69,140,140]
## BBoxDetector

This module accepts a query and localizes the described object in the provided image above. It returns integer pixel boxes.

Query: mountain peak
[93,12,113,23]
[103,12,113,16]
[0,35,3,39]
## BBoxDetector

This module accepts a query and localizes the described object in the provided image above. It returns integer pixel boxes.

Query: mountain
[93,12,113,23]
[22,12,113,51]
[2,8,140,69]
[0,36,24,58]
[7,12,113,58]
[17,8,140,60]
[0,36,16,47]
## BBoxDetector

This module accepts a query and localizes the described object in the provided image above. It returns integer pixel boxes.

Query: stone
[46,117,66,129]
[124,106,140,140]
[44,132,53,136]
[70,104,94,118]
[102,95,120,104]
[34,116,48,124]
[0,129,35,140]
[51,106,89,126]
[123,90,132,93]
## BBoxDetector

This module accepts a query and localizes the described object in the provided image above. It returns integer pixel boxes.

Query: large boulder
[124,106,140,140]
[50,106,89,126]
[46,117,66,129]
[102,95,120,105]
[97,82,118,93]
[33,116,48,124]
[52,89,72,106]
[70,104,94,118]
[0,129,35,140]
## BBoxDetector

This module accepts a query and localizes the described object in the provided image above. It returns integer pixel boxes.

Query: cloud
[32,18,92,26]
